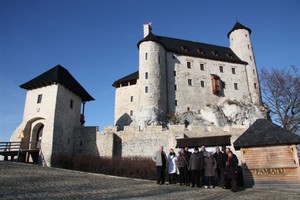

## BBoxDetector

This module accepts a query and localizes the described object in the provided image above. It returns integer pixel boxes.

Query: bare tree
[260,66,300,134]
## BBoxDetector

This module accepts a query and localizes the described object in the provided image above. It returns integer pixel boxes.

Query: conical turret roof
[227,21,252,38]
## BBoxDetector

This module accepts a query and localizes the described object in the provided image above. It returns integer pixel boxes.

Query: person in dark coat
[213,147,226,187]
[225,151,238,192]
[189,147,204,187]
[184,147,192,185]
[152,146,167,185]
[200,145,207,185]
[177,150,189,186]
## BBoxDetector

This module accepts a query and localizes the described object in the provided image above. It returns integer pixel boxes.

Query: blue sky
[0,0,299,141]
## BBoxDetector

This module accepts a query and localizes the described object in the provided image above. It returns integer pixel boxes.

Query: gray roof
[234,119,300,150]
[20,65,95,102]
[112,71,138,88]
[137,33,247,65]
[114,22,251,87]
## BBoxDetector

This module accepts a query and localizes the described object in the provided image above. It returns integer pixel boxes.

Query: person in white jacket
[168,149,178,184]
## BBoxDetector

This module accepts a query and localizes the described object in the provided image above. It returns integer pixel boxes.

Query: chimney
[143,23,152,38]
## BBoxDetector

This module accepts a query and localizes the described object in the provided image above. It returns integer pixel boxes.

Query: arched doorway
[31,123,44,150]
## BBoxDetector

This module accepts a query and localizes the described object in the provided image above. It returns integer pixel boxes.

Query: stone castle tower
[10,65,94,166]
[228,22,261,104]
[113,22,262,130]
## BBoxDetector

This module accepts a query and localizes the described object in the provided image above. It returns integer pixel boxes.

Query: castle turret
[228,22,262,105]
[10,65,94,166]
[135,24,168,129]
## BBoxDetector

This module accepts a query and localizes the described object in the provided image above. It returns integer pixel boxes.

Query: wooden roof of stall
[176,135,231,148]
[234,119,300,150]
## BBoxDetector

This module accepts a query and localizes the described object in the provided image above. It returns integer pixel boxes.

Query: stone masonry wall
[96,124,247,163]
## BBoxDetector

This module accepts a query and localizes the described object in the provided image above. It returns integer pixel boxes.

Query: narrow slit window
[219,66,224,73]
[174,85,177,91]
[70,99,73,109]
[145,72,148,79]
[130,96,134,102]
[145,86,148,93]
[187,61,191,69]
[145,53,148,60]
[188,79,192,86]
[232,68,236,74]
[37,94,42,104]
[174,71,176,76]
[130,110,133,116]
[234,83,238,90]
[200,64,204,71]
[200,81,205,87]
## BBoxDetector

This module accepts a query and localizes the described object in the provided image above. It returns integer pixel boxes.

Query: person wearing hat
[189,147,204,187]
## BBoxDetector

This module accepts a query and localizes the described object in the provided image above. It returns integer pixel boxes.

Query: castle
[10,22,268,166]
[113,22,261,130]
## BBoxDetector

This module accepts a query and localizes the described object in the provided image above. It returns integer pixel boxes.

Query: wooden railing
[0,141,41,163]
[0,142,22,161]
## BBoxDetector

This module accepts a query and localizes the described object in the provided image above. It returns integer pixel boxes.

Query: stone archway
[30,123,44,150]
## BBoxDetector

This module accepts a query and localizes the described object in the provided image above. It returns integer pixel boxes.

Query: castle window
[253,69,256,75]
[37,94,42,104]
[70,99,73,109]
[187,107,190,111]
[254,83,257,89]
[175,100,177,106]
[174,85,177,91]
[245,34,248,37]
[130,110,133,116]
[234,83,238,90]
[219,66,224,73]
[232,68,236,74]
[188,79,192,86]
[200,81,205,87]
[187,61,191,69]
[145,86,148,93]
[200,63,205,71]
[226,53,233,58]
[247,44,250,49]
[250,56,252,61]
[145,53,148,60]
[130,96,134,102]
[174,71,176,76]
[211,75,221,95]
[145,72,148,79]
[181,46,188,52]
[212,51,219,56]
[197,48,205,54]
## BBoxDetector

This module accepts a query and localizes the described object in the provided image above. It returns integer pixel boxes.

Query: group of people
[152,145,239,192]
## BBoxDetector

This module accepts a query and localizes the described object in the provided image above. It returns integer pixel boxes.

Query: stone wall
[95,124,247,163]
